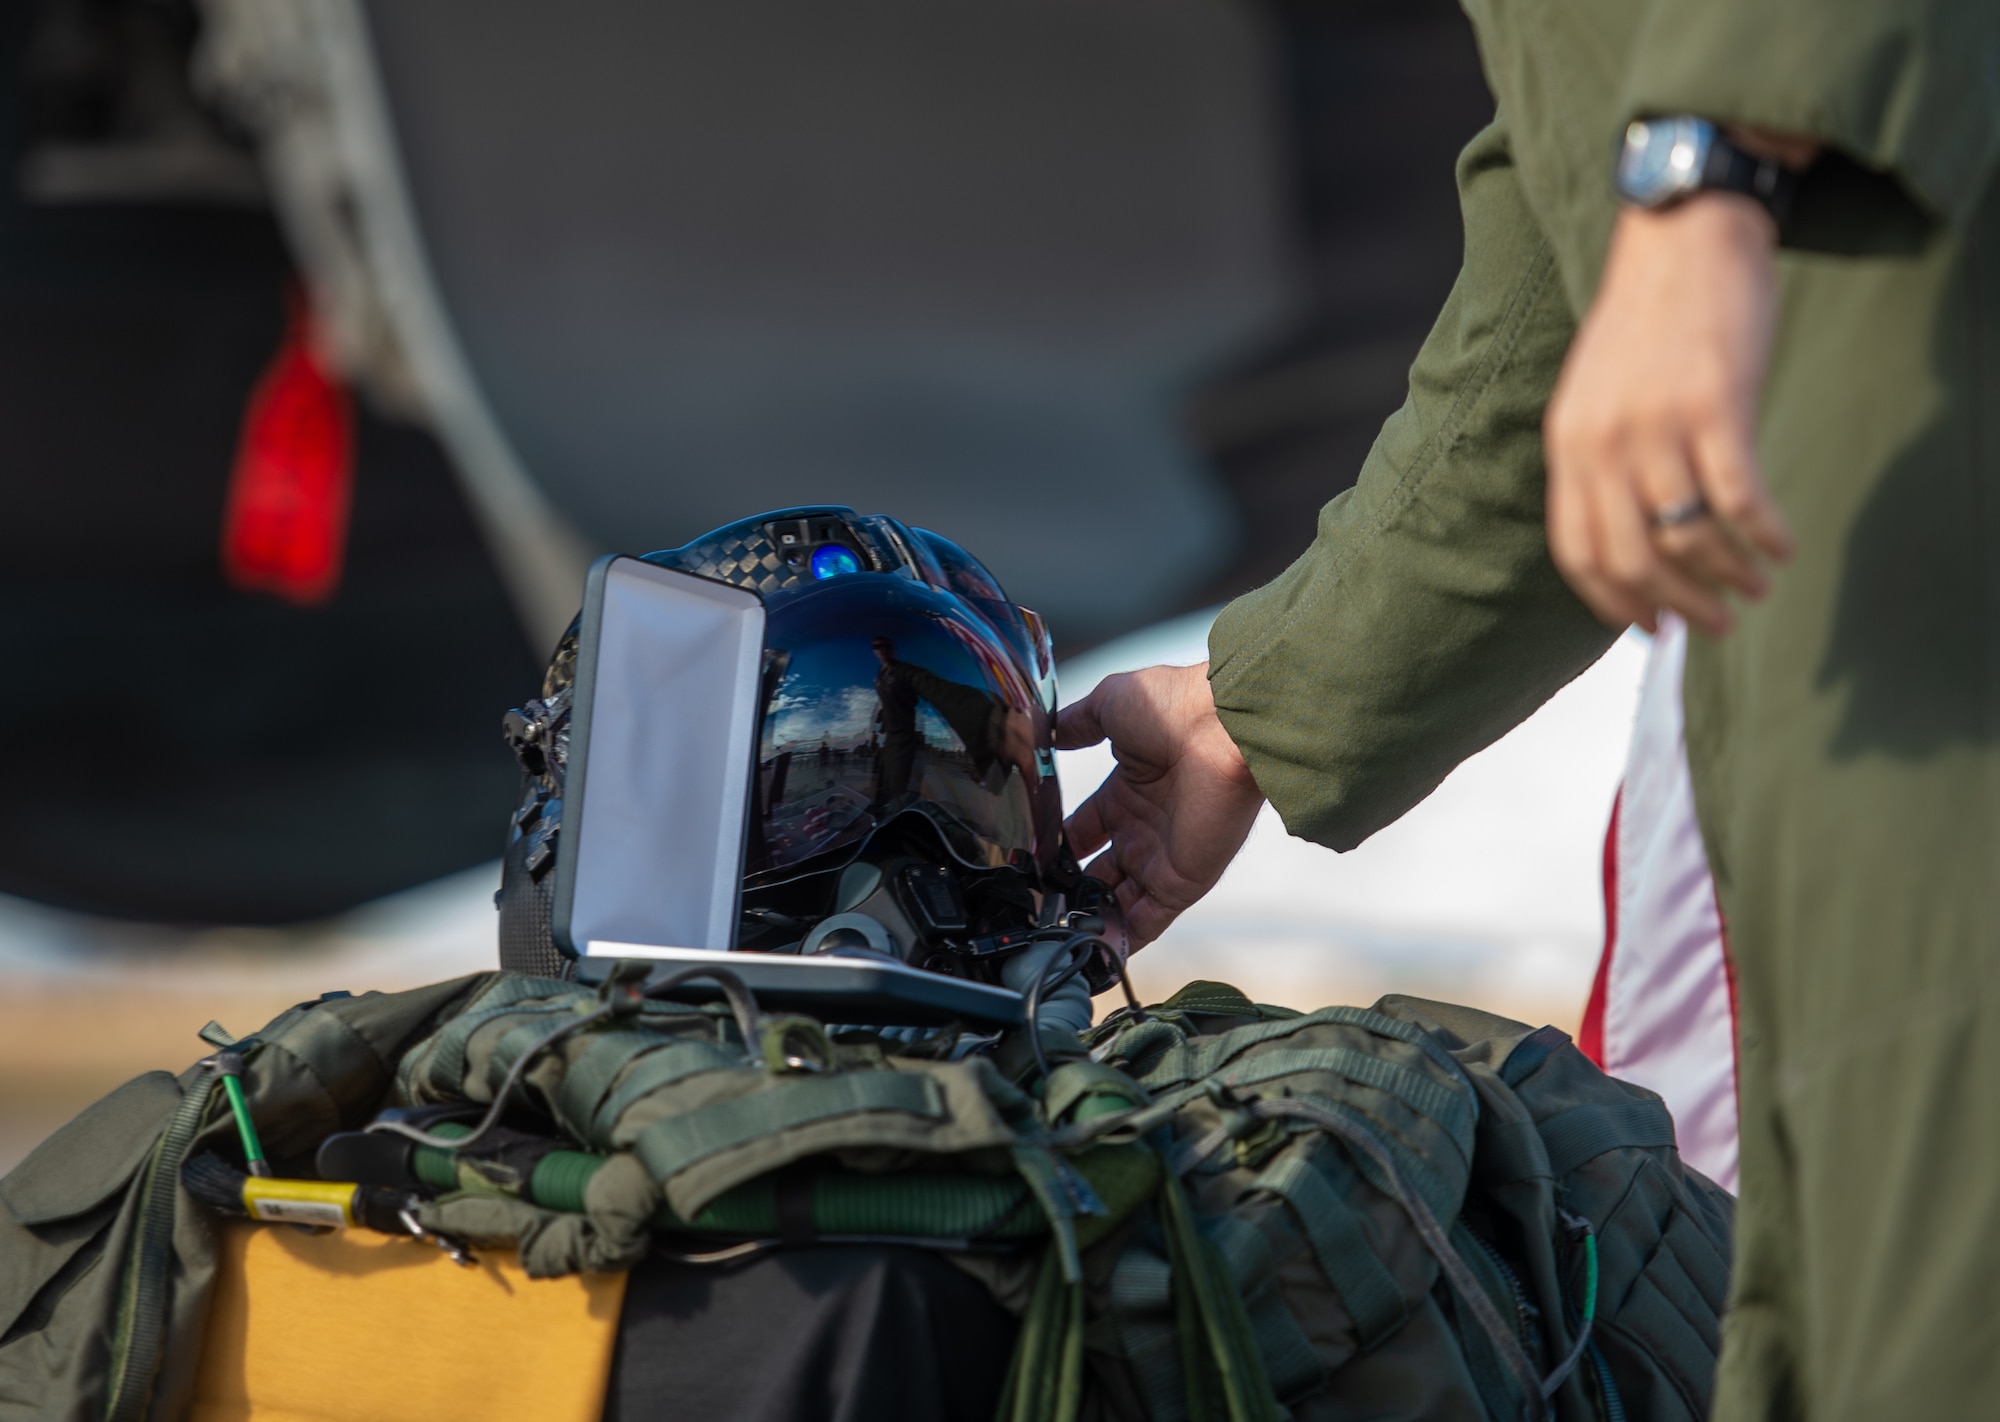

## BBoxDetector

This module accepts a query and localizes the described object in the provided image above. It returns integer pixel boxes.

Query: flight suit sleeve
[1621,0,2000,239]
[1206,119,1618,853]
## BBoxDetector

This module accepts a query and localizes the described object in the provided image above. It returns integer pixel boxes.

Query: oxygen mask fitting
[786,842,1112,1052]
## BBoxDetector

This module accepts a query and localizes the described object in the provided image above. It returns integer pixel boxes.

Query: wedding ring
[1648,495,1709,529]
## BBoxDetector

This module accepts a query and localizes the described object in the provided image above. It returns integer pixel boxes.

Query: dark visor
[744,576,1060,887]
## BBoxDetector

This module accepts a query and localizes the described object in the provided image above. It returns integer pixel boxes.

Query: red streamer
[220,290,354,605]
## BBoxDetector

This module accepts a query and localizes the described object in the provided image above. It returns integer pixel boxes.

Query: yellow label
[243,1178,357,1230]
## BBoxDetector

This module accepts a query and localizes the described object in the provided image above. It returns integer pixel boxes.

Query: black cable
[366,1001,620,1151]
[368,965,766,1155]
[1023,932,1100,1081]
[1111,948,1148,1023]
[639,965,765,1050]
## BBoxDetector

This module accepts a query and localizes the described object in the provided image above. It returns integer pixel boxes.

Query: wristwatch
[1614,116,1796,228]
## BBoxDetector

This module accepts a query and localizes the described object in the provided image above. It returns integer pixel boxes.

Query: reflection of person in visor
[872,634,1038,809]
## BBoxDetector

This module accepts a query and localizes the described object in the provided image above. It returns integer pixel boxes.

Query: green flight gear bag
[1039,983,1735,1422]
[0,970,1730,1422]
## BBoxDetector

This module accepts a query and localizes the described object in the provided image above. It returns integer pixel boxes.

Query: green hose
[409,1124,472,1191]
[527,1146,601,1213]
[409,1121,1046,1239]
[660,1169,1045,1238]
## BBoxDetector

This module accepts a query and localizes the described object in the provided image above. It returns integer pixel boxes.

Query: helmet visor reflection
[747,580,1058,885]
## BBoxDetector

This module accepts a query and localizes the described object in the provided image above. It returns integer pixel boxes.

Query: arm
[1058,121,1617,948]
[1207,119,1616,854]
[1546,0,2000,635]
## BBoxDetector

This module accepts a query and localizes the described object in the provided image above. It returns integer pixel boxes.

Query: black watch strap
[1704,135,1797,230]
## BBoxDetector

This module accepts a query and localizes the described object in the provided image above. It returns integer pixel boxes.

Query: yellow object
[190,1222,627,1422]
[241,1179,359,1230]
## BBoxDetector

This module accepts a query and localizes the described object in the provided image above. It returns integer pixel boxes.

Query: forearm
[1209,122,1616,851]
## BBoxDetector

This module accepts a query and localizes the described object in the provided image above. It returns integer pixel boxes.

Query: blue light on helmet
[810,544,862,579]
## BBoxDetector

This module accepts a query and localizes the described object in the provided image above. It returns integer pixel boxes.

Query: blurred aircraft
[0,0,1490,926]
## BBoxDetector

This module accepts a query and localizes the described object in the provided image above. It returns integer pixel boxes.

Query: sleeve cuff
[1620,0,2000,234]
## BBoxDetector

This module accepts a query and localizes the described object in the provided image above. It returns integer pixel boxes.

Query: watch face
[1617,117,1711,207]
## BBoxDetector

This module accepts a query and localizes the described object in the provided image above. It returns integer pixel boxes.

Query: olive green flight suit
[1206,3,2000,1417]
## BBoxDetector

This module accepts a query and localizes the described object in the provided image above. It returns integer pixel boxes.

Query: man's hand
[1055,662,1264,947]
[1543,192,1795,637]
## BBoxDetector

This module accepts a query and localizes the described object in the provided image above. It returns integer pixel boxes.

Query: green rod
[218,1066,272,1178]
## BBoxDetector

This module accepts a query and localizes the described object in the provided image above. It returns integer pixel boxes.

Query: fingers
[1573,442,1664,632]
[1617,490,1734,636]
[1651,516,1767,604]
[1544,201,1787,638]
[1574,451,1735,635]
[1544,428,1598,612]
[1689,418,1793,566]
[1076,840,1169,951]
[1066,788,1188,948]
[1052,681,1108,752]
[1548,419,1661,632]
[1549,400,1780,637]
[1105,867,1174,950]
[1054,661,1258,948]
[1639,432,1767,601]
[1120,894,1171,950]
[1063,784,1112,858]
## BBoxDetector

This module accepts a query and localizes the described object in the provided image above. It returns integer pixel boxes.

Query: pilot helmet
[496,506,1118,1000]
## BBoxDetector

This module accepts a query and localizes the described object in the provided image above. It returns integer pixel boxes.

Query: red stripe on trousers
[1577,788,1620,1067]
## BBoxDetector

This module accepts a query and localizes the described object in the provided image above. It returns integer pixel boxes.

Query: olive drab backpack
[0,971,1731,1422]
[1054,984,1734,1422]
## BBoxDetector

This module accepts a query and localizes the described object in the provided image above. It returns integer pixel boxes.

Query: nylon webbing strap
[1302,1006,1473,1081]
[421,988,574,1098]
[1100,1018,1187,1073]
[634,1071,944,1182]
[1042,1059,1148,1125]
[1109,1247,1190,1422]
[1138,1005,1467,1093]
[550,1028,671,1136]
[1294,1092,1460,1228]
[1215,1047,1475,1152]
[1110,1242,1174,1311]
[105,1065,217,1422]
[1203,1215,1326,1402]
[1158,1173,1285,1422]
[492,1019,557,1078]
[1539,1100,1676,1179]
[591,1040,743,1145]
[1254,1150,1407,1348]
[1248,1096,1549,1422]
